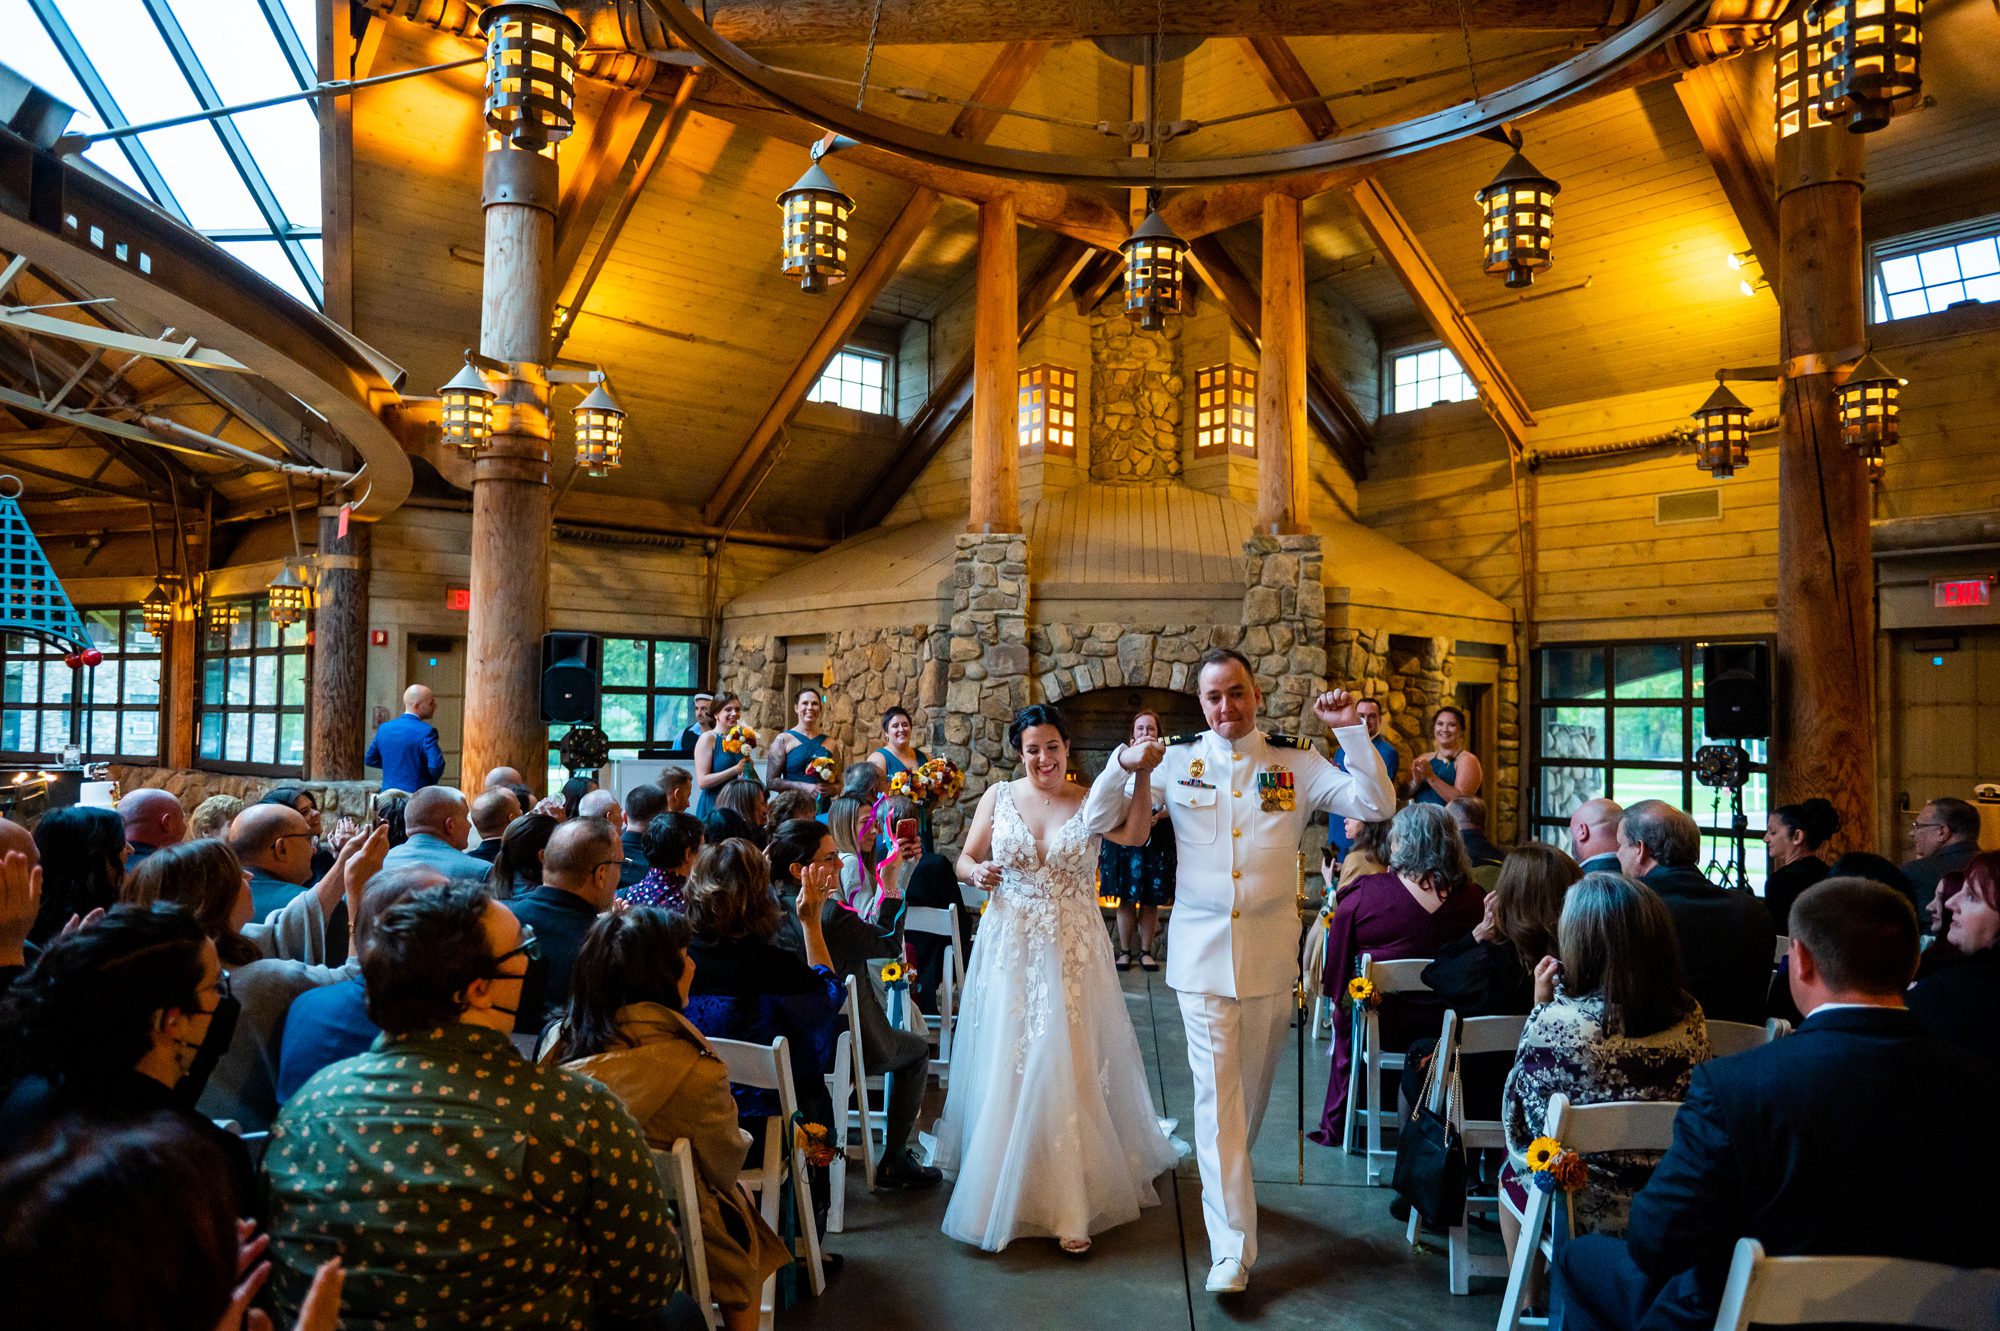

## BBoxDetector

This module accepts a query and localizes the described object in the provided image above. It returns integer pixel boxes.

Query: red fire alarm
[446,587,472,612]
[370,629,389,647]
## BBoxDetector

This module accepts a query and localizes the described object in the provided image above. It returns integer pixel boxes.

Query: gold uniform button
[1232,828,1242,838]
[1230,909,1242,919]
[1232,870,1242,879]
[1232,789,1242,798]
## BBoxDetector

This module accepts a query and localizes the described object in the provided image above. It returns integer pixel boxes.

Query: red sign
[1933,578,1993,609]
[446,588,472,612]
[370,629,389,647]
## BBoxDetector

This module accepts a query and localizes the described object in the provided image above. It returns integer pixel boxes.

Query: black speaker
[1701,642,1770,740]
[540,632,601,723]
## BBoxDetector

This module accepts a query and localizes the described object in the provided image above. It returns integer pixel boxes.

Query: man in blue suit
[365,685,445,793]
[1555,877,2000,1331]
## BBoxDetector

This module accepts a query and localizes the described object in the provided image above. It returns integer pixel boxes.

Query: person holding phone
[1098,710,1177,973]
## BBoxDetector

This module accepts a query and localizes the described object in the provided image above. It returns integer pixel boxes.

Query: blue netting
[0,493,89,654]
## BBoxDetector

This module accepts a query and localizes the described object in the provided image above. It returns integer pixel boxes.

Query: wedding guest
[842,760,886,803]
[827,791,873,903]
[658,766,694,814]
[228,803,318,922]
[363,684,443,794]
[1826,851,1918,913]
[118,788,186,868]
[1761,797,1838,930]
[1907,850,2000,1062]
[703,802,761,853]
[510,817,622,1025]
[380,786,489,880]
[578,788,624,832]
[486,811,557,901]
[1903,796,1981,929]
[1448,796,1507,887]
[259,787,338,886]
[1616,800,1772,1024]
[549,908,788,1331]
[1569,798,1625,874]
[1555,879,2000,1331]
[1327,697,1400,862]
[187,794,243,842]
[124,831,341,967]
[0,838,36,985]
[467,788,521,865]
[558,774,597,822]
[28,804,128,945]
[694,694,751,819]
[618,782,667,886]
[1101,711,1176,973]
[1406,705,1482,807]
[717,780,769,848]
[767,818,939,1188]
[767,685,838,800]
[0,903,252,1212]
[622,811,702,911]
[1336,816,1393,892]
[1311,803,1485,1145]
[1501,872,1708,1261]
[765,789,818,840]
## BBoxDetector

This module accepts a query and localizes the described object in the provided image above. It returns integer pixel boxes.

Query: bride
[933,703,1178,1254]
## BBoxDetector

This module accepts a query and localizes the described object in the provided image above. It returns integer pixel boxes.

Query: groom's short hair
[1198,647,1255,682]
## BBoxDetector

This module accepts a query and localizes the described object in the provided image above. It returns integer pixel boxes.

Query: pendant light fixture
[573,381,626,476]
[778,161,855,293]
[1835,351,1907,459]
[477,0,583,150]
[1475,149,1561,289]
[266,561,311,626]
[1690,380,1753,478]
[440,359,496,451]
[1121,209,1187,331]
[1811,0,1924,133]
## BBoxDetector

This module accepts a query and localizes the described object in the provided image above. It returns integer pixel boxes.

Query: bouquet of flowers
[1525,1136,1589,1194]
[917,757,965,804]
[791,1115,838,1169]
[806,754,837,785]
[1341,976,1381,1011]
[720,723,757,755]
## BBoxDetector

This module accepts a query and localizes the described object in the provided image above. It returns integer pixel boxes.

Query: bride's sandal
[1114,950,1134,972]
[1059,1238,1092,1256]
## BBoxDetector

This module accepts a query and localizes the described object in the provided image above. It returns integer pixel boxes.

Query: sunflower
[1525,1136,1564,1172]
[792,1117,837,1168]
[1346,976,1377,1004]
[880,961,905,984]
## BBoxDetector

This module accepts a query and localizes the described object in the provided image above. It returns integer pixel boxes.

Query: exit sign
[446,587,471,612]
[1933,578,1993,609]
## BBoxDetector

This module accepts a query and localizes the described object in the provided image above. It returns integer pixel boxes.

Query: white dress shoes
[1205,1258,1249,1294]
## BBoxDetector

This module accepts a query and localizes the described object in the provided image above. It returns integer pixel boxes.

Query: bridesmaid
[766,685,838,806]
[1406,705,1483,807]
[868,706,933,852]
[693,693,751,819]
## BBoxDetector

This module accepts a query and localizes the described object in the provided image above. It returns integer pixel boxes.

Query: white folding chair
[1704,1017,1790,1058]
[903,905,962,1084]
[652,1141,721,1331]
[708,1035,827,1301]
[1497,1092,1684,1331]
[1709,1236,2000,1331]
[823,974,880,1231]
[1406,1010,1530,1294]
[1342,954,1433,1183]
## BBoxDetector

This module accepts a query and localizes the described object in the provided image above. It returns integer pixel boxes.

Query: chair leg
[1365,1019,1384,1184]
[790,1144,827,1297]
[1342,1011,1362,1154]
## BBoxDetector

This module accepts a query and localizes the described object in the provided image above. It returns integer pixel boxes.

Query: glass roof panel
[0,0,151,193]
[216,239,313,304]
[171,0,321,226]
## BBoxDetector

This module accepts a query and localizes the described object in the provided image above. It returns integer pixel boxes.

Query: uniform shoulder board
[1267,733,1311,750]
[1162,733,1201,746]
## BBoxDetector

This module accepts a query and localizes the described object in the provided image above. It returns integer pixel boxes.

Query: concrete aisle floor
[784,967,1506,1331]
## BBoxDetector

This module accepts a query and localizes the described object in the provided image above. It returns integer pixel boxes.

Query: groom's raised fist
[1119,739,1167,773]
[1313,688,1361,730]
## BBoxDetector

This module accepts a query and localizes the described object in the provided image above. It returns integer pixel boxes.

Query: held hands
[970,861,1004,892]
[1313,688,1362,730]
[1533,955,1562,1006]
[1119,739,1167,773]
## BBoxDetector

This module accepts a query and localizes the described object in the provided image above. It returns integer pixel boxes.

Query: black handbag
[1391,1044,1467,1229]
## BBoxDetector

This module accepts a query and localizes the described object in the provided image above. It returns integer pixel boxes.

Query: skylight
[2,0,324,307]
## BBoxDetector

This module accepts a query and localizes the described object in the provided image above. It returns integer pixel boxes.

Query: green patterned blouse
[264,1023,682,1329]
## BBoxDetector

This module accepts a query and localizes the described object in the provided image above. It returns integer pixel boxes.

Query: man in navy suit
[365,685,446,793]
[1555,877,2000,1331]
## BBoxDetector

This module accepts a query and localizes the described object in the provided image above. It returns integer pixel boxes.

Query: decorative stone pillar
[933,533,1029,851]
[1495,643,1523,841]
[1239,534,1326,736]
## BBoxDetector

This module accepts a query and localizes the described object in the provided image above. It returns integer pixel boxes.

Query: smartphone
[896,817,919,843]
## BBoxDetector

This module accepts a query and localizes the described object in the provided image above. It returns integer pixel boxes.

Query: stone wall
[1240,534,1328,737]
[1089,306,1183,482]
[109,766,378,818]
[930,535,1031,849]
[714,627,942,785]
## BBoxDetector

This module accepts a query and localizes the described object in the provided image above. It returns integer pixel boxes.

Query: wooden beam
[1070,250,1124,315]
[967,197,1019,534]
[551,86,658,299]
[700,43,1048,529]
[1347,177,1536,449]
[848,237,1092,531]
[315,0,360,327]
[1675,62,1780,285]
[1243,36,1340,141]
[1257,193,1309,535]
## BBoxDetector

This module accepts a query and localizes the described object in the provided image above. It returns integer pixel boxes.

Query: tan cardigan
[564,1003,789,1308]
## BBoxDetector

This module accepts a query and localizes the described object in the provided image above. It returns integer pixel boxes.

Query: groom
[1084,648,1396,1294]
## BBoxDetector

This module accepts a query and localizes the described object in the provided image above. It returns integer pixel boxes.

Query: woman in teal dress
[693,693,752,819]
[765,685,837,809]
[868,706,933,852]
[1406,704,1484,807]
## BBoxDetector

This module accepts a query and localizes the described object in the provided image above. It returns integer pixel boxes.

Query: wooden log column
[1773,125,1873,846]
[463,143,558,794]
[967,196,1020,535]
[1257,192,1309,534]
[308,506,370,779]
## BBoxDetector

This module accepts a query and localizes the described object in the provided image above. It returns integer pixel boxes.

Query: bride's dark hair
[1007,703,1070,751]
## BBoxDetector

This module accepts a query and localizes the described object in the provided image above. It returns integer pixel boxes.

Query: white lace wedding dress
[933,782,1179,1250]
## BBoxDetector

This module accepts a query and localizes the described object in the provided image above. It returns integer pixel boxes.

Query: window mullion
[253,0,318,96]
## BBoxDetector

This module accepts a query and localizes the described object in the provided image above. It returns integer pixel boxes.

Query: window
[1018,364,1077,453]
[1195,364,1257,455]
[1530,640,1771,889]
[4,0,325,306]
[1871,217,2000,322]
[805,349,891,415]
[545,635,703,790]
[1388,345,1478,414]
[198,598,308,774]
[1,608,164,763]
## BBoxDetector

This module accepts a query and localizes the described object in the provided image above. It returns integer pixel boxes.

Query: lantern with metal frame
[573,380,626,476]
[1121,209,1187,331]
[1835,351,1906,459]
[477,0,583,151]
[1811,0,1923,134]
[1691,380,1753,478]
[266,561,311,627]
[205,600,242,636]
[440,360,496,452]
[138,579,175,635]
[1775,4,1835,138]
[1475,149,1561,289]
[777,162,854,294]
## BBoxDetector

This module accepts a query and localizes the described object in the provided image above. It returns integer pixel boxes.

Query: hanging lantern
[777,163,854,294]
[1774,3,1834,138]
[1474,150,1561,290]
[1811,0,1923,133]
[1121,210,1187,331]
[1835,351,1906,459]
[440,361,495,452]
[206,601,242,634]
[138,580,175,634]
[267,562,311,627]
[573,381,626,477]
[1691,381,1752,478]
[477,0,583,150]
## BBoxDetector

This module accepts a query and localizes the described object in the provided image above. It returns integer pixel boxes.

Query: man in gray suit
[381,786,490,880]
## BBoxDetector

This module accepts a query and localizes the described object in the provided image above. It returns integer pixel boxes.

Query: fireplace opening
[1053,686,1206,781]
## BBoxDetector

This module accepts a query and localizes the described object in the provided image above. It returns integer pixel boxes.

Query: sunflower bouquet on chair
[720,722,758,755]
[1525,1135,1589,1195]
[1340,975,1381,1012]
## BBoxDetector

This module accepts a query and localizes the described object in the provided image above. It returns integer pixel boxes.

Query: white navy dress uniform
[1084,723,1394,1285]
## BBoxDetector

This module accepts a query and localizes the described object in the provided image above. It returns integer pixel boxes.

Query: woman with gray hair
[1311,803,1486,1145]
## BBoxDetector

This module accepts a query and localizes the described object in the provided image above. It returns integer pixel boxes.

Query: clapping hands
[0,848,41,966]
[1533,955,1562,1006]
[212,1219,343,1331]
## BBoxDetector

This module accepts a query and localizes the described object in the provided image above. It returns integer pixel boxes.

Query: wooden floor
[785,966,1506,1331]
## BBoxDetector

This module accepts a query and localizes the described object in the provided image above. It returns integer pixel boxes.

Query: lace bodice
[992,783,1096,903]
